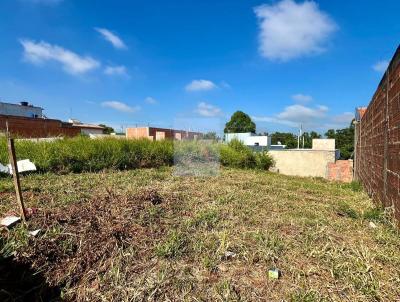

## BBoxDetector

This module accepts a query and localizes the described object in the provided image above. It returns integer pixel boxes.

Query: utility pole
[297,124,302,149]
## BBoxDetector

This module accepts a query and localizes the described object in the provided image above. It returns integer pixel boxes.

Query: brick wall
[355,45,400,220]
[0,115,80,138]
[327,160,353,183]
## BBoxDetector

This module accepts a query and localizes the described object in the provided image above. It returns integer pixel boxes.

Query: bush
[220,139,273,170]
[0,137,174,173]
[0,137,273,174]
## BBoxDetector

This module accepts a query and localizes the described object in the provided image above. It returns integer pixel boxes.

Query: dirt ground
[1,168,399,301]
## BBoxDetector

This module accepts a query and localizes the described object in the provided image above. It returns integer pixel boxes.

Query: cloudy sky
[0,0,398,133]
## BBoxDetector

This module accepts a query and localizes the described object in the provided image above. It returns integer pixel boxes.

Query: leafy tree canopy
[270,131,322,149]
[270,132,298,149]
[224,111,256,133]
[99,124,114,135]
[203,131,219,140]
[324,120,355,159]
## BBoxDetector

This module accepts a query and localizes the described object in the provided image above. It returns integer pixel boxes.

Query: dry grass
[1,168,399,301]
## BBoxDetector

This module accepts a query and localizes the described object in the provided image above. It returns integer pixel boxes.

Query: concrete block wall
[126,127,201,141]
[312,139,335,150]
[269,149,337,178]
[355,45,400,221]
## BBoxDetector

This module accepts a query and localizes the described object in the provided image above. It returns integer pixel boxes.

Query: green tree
[270,132,298,149]
[203,131,219,140]
[324,121,355,159]
[224,111,256,133]
[325,129,336,139]
[99,124,114,135]
[302,131,322,148]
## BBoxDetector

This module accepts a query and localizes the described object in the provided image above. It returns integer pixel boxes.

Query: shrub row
[0,136,174,173]
[220,139,274,170]
[0,137,274,174]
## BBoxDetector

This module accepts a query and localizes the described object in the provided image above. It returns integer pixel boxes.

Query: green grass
[1,168,399,301]
[0,137,274,175]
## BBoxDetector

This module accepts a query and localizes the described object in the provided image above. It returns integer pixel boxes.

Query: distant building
[355,107,367,122]
[269,144,287,150]
[0,101,80,138]
[0,101,43,118]
[126,126,202,141]
[224,132,271,148]
[69,119,105,135]
[0,115,80,138]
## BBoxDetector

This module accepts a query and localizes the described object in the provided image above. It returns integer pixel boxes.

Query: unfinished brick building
[354,44,400,220]
[126,127,202,141]
[0,115,80,138]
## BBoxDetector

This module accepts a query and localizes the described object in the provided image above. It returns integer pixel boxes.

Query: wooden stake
[7,137,27,222]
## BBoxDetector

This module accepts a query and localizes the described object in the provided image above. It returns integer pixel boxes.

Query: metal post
[297,126,300,149]
[7,137,27,222]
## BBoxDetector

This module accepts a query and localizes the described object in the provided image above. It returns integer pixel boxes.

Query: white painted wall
[245,136,271,147]
[225,133,253,143]
[225,132,271,147]
[312,139,335,150]
[81,128,104,135]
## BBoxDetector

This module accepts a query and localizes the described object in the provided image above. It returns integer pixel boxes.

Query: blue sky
[0,0,399,134]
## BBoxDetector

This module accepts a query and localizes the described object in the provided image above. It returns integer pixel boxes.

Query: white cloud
[20,39,100,75]
[95,28,126,49]
[101,101,140,113]
[144,97,158,105]
[331,112,354,124]
[253,104,328,127]
[291,93,313,104]
[278,104,328,124]
[372,60,389,73]
[253,103,353,130]
[195,102,222,117]
[104,65,128,76]
[254,0,337,61]
[185,79,217,92]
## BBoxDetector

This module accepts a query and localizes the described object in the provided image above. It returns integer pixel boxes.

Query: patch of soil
[0,256,61,302]
[13,189,177,301]
[139,188,163,205]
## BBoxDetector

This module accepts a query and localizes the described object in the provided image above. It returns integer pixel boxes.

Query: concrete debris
[0,163,9,174]
[369,221,378,229]
[0,216,21,228]
[268,268,281,280]
[8,159,36,174]
[29,229,41,237]
[224,251,237,259]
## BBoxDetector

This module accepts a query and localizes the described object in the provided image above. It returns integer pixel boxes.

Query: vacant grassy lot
[1,168,399,301]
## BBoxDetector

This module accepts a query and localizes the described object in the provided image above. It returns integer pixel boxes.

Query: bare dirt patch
[12,189,178,301]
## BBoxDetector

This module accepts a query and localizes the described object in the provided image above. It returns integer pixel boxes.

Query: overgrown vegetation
[0,136,174,173]
[220,139,274,170]
[0,136,273,174]
[0,168,399,300]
